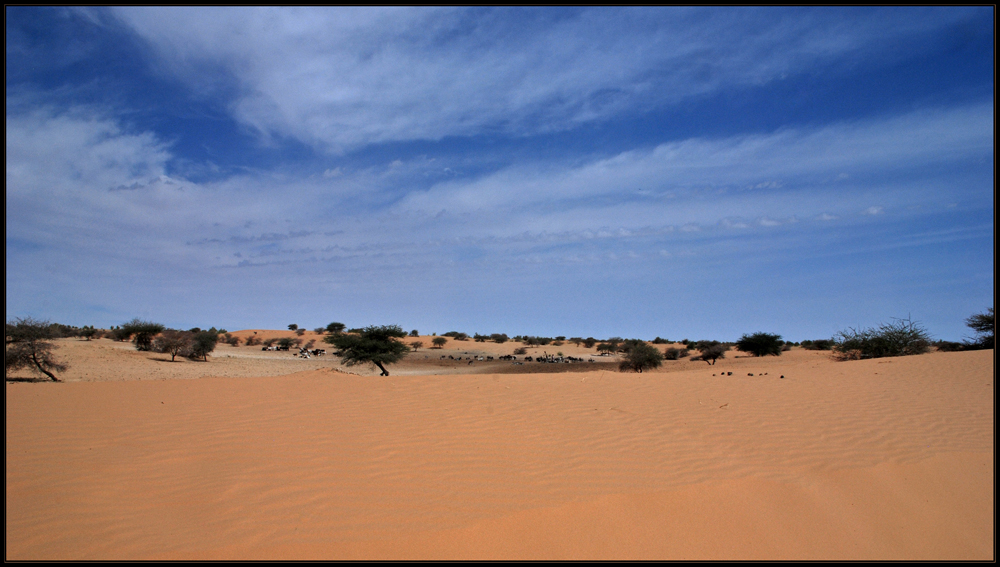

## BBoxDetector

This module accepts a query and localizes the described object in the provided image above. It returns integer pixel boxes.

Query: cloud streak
[111,6,979,152]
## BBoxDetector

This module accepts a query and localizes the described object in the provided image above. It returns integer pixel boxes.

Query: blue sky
[6,7,994,341]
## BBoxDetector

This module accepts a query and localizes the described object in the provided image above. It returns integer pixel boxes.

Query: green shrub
[833,317,930,360]
[618,342,664,373]
[736,333,783,357]
[187,331,218,361]
[801,339,834,351]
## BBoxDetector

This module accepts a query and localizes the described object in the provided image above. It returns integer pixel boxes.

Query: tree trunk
[30,352,60,382]
[374,361,389,376]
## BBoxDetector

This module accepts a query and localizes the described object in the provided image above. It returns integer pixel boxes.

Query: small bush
[833,317,930,360]
[513,347,527,355]
[295,328,305,336]
[664,347,683,360]
[933,340,965,352]
[801,339,834,351]
[245,335,261,347]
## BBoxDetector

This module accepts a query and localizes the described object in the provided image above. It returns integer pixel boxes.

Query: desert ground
[5,334,994,560]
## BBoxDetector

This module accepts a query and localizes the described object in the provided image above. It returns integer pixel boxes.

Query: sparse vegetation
[513,347,528,355]
[735,333,783,357]
[79,325,99,340]
[295,328,305,336]
[409,329,419,337]
[410,341,423,351]
[618,342,664,373]
[833,317,930,360]
[801,339,834,350]
[5,317,69,381]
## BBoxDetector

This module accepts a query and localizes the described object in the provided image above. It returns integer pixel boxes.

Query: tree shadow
[5,377,55,383]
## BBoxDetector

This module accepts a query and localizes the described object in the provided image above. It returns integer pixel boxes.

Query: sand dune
[5,340,993,560]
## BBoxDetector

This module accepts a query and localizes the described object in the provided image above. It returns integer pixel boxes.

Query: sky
[6,7,994,342]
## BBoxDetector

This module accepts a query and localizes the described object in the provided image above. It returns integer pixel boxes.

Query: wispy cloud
[110,6,979,152]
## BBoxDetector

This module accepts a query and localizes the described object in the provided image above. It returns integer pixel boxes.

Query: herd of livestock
[260,343,598,363]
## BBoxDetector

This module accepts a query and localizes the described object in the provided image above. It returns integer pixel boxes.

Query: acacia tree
[326,325,409,376]
[618,342,664,373]
[5,318,69,381]
[966,308,994,349]
[432,337,448,349]
[121,318,165,351]
[736,333,783,357]
[187,331,218,361]
[326,322,346,334]
[152,330,192,361]
[693,343,728,365]
[410,341,423,352]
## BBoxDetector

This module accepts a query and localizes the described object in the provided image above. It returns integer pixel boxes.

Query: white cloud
[110,7,976,152]
[862,206,884,216]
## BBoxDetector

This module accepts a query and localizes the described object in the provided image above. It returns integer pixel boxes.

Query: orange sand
[5,339,994,560]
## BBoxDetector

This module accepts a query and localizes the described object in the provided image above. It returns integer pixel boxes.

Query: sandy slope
[5,342,993,560]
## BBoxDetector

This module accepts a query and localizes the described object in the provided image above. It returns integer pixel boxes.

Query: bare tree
[153,330,193,361]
